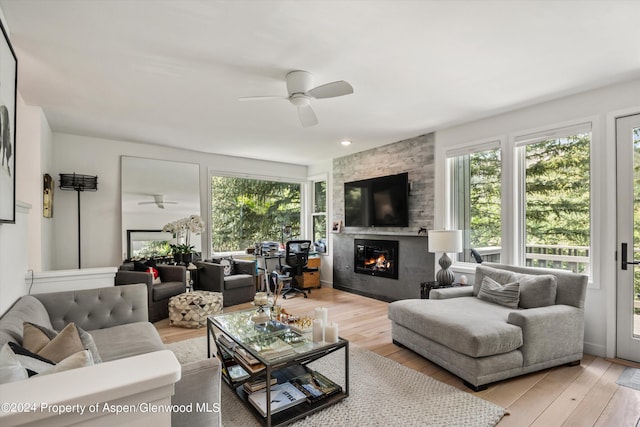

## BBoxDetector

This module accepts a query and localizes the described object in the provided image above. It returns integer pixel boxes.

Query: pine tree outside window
[447,121,592,275]
[519,125,592,274]
[210,175,302,253]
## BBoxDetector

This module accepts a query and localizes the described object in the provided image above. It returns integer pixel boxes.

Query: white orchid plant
[163,214,205,254]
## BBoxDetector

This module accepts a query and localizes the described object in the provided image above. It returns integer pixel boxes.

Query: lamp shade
[428,230,463,253]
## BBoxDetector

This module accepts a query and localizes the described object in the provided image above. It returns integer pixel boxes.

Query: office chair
[280,240,311,299]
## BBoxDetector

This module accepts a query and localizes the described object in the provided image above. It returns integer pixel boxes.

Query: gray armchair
[115,264,187,322]
[195,259,256,306]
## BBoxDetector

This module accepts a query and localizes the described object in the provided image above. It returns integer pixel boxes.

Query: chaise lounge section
[388,263,588,391]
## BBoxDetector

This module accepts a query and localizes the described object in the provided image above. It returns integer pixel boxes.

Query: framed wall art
[0,19,17,223]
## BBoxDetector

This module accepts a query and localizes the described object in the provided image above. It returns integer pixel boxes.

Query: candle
[312,319,324,343]
[314,307,328,324]
[325,322,339,343]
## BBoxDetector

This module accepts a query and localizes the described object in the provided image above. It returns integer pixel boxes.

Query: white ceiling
[1,0,639,166]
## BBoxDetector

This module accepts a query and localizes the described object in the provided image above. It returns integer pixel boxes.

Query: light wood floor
[156,287,640,427]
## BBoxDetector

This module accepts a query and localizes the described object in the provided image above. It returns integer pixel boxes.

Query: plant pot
[173,253,182,263]
[181,253,193,264]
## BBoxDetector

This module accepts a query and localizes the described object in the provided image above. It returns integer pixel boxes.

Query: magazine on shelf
[226,364,250,382]
[248,382,307,417]
[290,370,342,403]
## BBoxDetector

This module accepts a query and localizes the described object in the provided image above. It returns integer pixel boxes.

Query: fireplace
[354,239,399,280]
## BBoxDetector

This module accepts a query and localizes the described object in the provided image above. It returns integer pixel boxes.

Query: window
[312,180,327,253]
[210,175,301,253]
[447,122,592,274]
[519,126,591,274]
[448,142,502,263]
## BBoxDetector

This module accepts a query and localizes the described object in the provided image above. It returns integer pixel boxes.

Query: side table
[420,281,468,299]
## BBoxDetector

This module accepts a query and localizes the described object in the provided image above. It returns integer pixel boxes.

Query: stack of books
[248,382,307,417]
[243,375,278,393]
[261,241,280,255]
[246,333,297,360]
[235,348,265,373]
[217,334,237,351]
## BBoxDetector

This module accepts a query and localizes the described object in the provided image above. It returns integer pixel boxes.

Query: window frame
[445,137,505,266]
[444,118,597,282]
[309,173,329,255]
[515,122,593,273]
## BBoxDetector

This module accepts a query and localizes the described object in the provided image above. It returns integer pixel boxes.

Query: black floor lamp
[59,173,98,269]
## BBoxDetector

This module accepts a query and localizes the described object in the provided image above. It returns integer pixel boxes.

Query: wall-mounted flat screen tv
[344,172,409,227]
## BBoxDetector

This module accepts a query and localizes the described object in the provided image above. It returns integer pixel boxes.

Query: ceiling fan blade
[298,105,318,127]
[238,96,287,101]
[308,80,353,99]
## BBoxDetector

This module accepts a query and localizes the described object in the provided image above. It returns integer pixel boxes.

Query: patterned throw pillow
[22,322,102,363]
[477,276,521,309]
[147,267,161,284]
[218,258,235,276]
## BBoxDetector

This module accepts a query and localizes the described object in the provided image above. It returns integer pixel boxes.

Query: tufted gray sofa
[388,263,588,391]
[0,284,220,426]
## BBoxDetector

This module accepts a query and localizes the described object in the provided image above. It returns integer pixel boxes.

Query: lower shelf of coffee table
[229,362,348,426]
[236,387,347,427]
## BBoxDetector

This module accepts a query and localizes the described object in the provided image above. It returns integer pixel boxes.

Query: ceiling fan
[239,70,354,127]
[137,194,178,209]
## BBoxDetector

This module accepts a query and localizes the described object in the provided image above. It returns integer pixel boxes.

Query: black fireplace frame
[354,238,399,280]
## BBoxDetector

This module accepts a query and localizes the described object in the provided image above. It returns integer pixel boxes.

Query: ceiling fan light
[289,94,310,107]
[341,140,352,146]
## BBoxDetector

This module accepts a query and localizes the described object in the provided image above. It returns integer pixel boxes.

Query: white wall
[40,110,53,270]
[435,78,640,358]
[16,95,53,272]
[0,202,30,315]
[0,7,51,314]
[51,133,308,270]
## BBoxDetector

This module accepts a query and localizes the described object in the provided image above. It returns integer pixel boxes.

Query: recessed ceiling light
[340,140,352,146]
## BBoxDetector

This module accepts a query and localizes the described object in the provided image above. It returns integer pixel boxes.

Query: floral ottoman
[168,291,223,328]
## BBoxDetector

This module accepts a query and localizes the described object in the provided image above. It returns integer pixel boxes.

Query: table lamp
[428,230,463,286]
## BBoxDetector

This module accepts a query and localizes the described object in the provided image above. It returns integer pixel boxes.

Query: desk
[296,256,321,290]
[254,254,322,292]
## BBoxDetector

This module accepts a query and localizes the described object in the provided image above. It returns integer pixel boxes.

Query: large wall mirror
[121,156,201,260]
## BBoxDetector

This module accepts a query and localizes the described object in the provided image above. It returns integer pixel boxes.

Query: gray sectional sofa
[0,284,220,426]
[388,263,588,391]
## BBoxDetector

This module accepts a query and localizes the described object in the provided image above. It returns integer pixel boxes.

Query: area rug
[166,337,506,427]
[617,367,640,391]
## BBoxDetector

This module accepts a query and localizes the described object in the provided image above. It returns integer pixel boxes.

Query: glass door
[616,113,640,362]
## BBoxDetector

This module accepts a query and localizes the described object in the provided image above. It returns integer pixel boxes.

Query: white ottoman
[169,291,223,328]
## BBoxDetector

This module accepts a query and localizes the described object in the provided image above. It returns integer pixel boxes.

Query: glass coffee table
[207,309,349,427]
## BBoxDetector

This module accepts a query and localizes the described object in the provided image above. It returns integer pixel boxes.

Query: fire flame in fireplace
[364,254,392,270]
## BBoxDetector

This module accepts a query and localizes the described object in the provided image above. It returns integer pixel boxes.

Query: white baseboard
[584,341,606,358]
